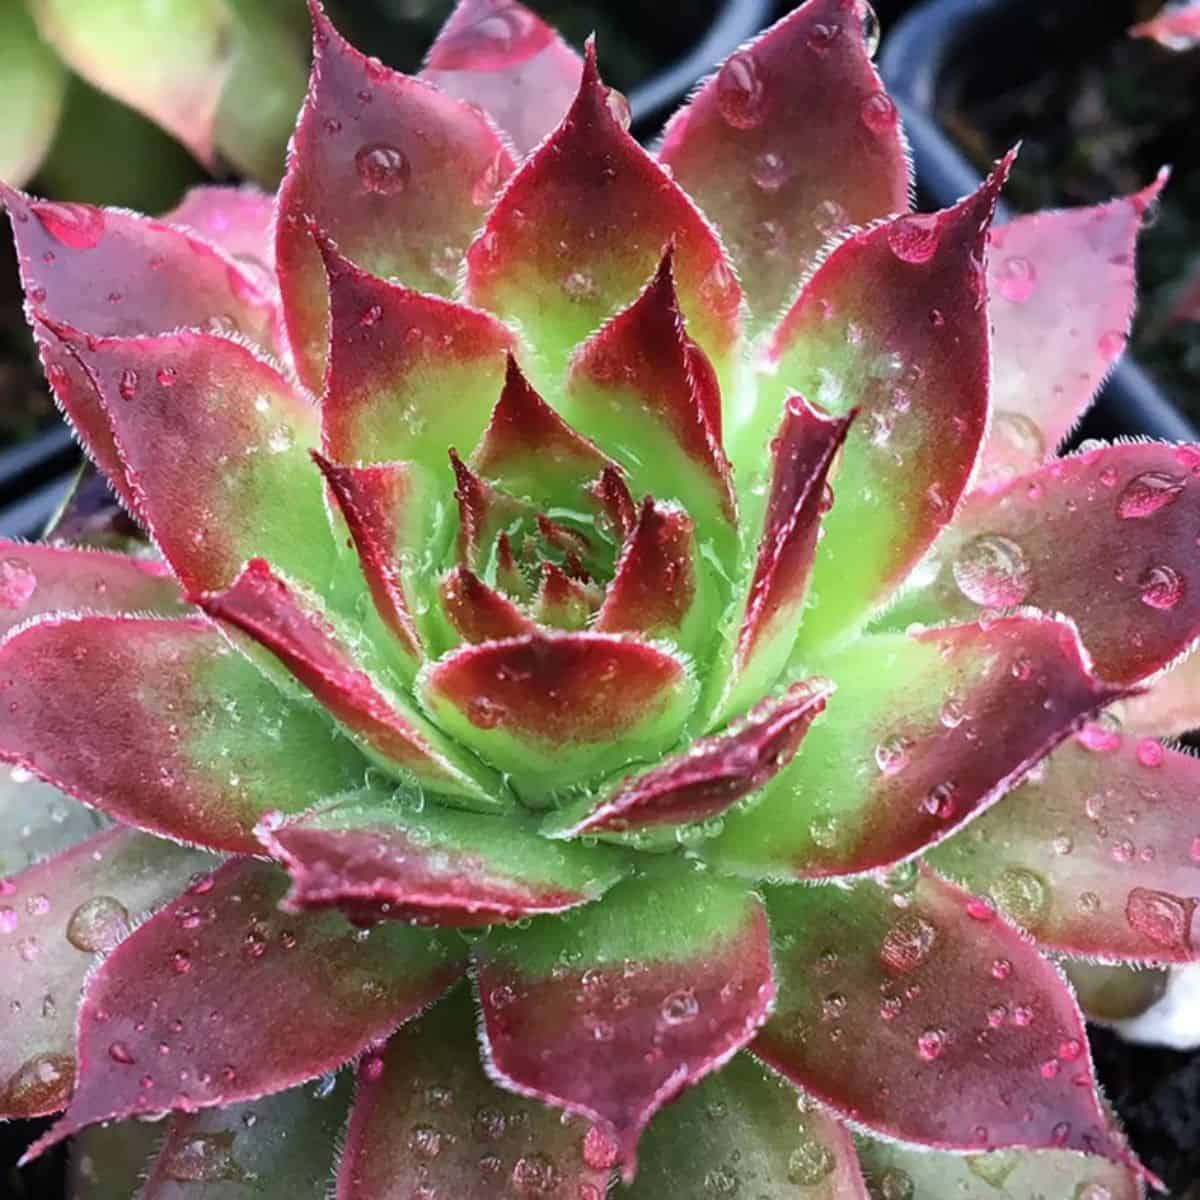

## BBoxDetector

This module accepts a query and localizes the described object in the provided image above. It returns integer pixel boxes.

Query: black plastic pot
[879,0,1198,447]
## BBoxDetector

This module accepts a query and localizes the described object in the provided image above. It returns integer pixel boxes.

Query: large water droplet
[66,896,130,953]
[3,1053,74,1116]
[860,1,882,55]
[916,1027,946,1060]
[31,201,105,250]
[880,913,937,975]
[1116,470,1186,519]
[874,734,913,775]
[991,411,1046,465]
[163,1131,241,1182]
[994,256,1038,303]
[355,143,411,195]
[660,989,699,1025]
[887,215,940,264]
[0,558,36,610]
[511,1152,562,1195]
[751,150,788,192]
[952,533,1033,607]
[582,1124,619,1170]
[967,1153,1019,1186]
[1138,564,1184,611]
[786,1134,835,1184]
[1125,887,1195,953]
[715,52,765,129]
[877,1167,914,1200]
[428,5,544,71]
[860,91,897,134]
[991,867,1049,928]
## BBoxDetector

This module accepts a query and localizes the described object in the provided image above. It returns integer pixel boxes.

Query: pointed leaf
[890,442,1200,686]
[0,614,370,852]
[532,561,599,630]
[0,829,213,1119]
[0,0,68,188]
[418,632,697,797]
[589,465,637,542]
[629,1053,869,1199]
[706,617,1125,879]
[1130,3,1200,48]
[338,985,610,1199]
[475,868,775,1180]
[929,726,1200,962]
[319,243,514,469]
[0,541,184,639]
[755,869,1129,1163]
[440,565,535,643]
[449,449,527,570]
[982,177,1166,480]
[276,2,514,389]
[545,678,832,838]
[658,0,909,329]
[465,44,743,388]
[263,789,628,926]
[750,158,1012,648]
[24,857,464,1162]
[198,559,502,808]
[164,184,276,271]
[1114,650,1200,737]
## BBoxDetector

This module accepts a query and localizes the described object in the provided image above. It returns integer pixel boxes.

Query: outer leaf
[418,632,697,797]
[465,44,743,389]
[263,789,628,925]
[422,0,583,157]
[0,772,105,878]
[0,829,213,1118]
[198,559,502,807]
[929,726,1200,962]
[1130,3,1200,49]
[658,0,910,330]
[0,614,370,853]
[142,1075,353,1199]
[0,0,68,188]
[440,565,535,643]
[475,868,775,1180]
[981,177,1166,480]
[629,1053,869,1199]
[24,857,464,1161]
[889,442,1200,686]
[164,184,276,272]
[276,1,515,390]
[857,1136,1142,1200]
[706,617,1125,879]
[544,678,832,838]
[1114,651,1200,737]
[337,985,609,1200]
[749,157,1012,649]
[756,870,1129,1164]
[0,541,184,639]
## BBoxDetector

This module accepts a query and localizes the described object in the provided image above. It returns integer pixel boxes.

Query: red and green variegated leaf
[706,617,1125,880]
[748,156,1013,649]
[0,828,213,1119]
[1114,651,1200,737]
[890,442,1200,686]
[857,1136,1143,1200]
[564,253,737,546]
[440,565,535,643]
[22,857,464,1163]
[319,242,514,470]
[1130,3,1200,48]
[276,2,514,390]
[471,353,615,511]
[755,870,1130,1165]
[544,678,832,839]
[658,0,910,331]
[475,868,775,1181]
[164,184,276,273]
[263,790,629,926]
[715,396,853,721]
[422,0,583,157]
[197,559,502,809]
[0,541,184,639]
[0,773,106,878]
[418,632,697,798]
[533,562,599,630]
[982,177,1167,481]
[337,985,610,1199]
[629,1053,868,1199]
[45,323,337,597]
[0,614,369,853]
[928,726,1200,962]
[142,1075,353,1199]
[465,44,743,390]
[449,450,527,570]
[69,1118,166,1200]
[590,464,637,543]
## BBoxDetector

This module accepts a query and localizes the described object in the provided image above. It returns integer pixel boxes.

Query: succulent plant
[1,0,1198,1195]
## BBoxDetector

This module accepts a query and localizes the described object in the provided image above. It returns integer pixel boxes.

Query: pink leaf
[440,565,535,643]
[1130,3,1200,49]
[1114,651,1200,738]
[163,184,276,273]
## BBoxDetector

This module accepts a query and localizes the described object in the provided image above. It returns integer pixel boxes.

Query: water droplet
[751,150,788,192]
[562,271,597,302]
[605,87,632,131]
[806,22,841,51]
[916,1027,946,1060]
[699,259,740,319]
[32,202,105,250]
[267,425,295,454]
[355,143,411,195]
[583,1124,619,1170]
[660,989,699,1025]
[929,307,945,327]
[117,368,139,402]
[66,896,130,953]
[511,1152,562,1195]
[0,558,36,610]
[108,1041,135,1065]
[860,1,882,55]
[1125,887,1195,952]
[922,781,959,820]
[1116,470,1186,519]
[939,697,966,729]
[991,957,1013,980]
[813,198,848,239]
[163,1131,241,1182]
[1138,564,1184,611]
[860,91,897,134]
[1136,738,1165,768]
[874,734,913,775]
[880,913,937,974]
[1076,1184,1113,1200]
[994,255,1038,303]
[1053,833,1074,856]
[966,897,996,922]
[715,52,765,129]
[991,867,1049,928]
[786,1134,835,1184]
[887,215,941,264]
[409,1123,444,1159]
[878,1167,914,1200]
[1077,891,1100,915]
[952,533,1033,607]
[1098,329,1126,358]
[2,1053,74,1116]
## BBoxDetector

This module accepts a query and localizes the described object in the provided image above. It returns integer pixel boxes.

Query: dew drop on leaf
[880,913,937,975]
[877,1167,914,1200]
[354,143,411,195]
[874,734,913,775]
[1125,886,1196,953]
[860,1,882,56]
[162,1131,242,1182]
[511,1151,562,1195]
[715,51,764,129]
[1138,564,1184,611]
[751,150,788,192]
[1116,470,1186,519]
[990,867,1049,928]
[66,896,130,953]
[916,1027,945,1060]
[31,201,105,250]
[786,1133,835,1184]
[860,91,897,134]
[886,215,940,264]
[951,533,1033,607]
[0,558,37,610]
[994,256,1038,303]
[989,411,1046,467]
[2,1053,74,1116]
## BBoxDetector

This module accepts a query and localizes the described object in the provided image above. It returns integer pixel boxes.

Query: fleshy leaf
[748,157,1012,648]
[45,322,336,596]
[449,449,527,570]
[465,44,743,389]
[418,632,697,797]
[629,1053,869,1199]
[475,868,775,1180]
[533,562,599,630]
[0,541,184,639]
[262,789,628,925]
[0,0,68,188]
[24,857,464,1161]
[928,726,1200,962]
[337,985,610,1199]
[857,1136,1142,1200]
[0,828,212,1119]
[706,616,1125,879]
[590,464,637,543]
[319,242,514,470]
[981,176,1167,480]
[545,678,832,838]
[276,2,515,390]
[422,0,584,157]
[440,565,535,643]
[0,614,370,852]
[1113,651,1200,737]
[889,442,1200,686]
[164,184,276,271]
[197,559,502,808]
[658,0,909,330]
[755,869,1129,1164]
[1130,3,1200,49]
